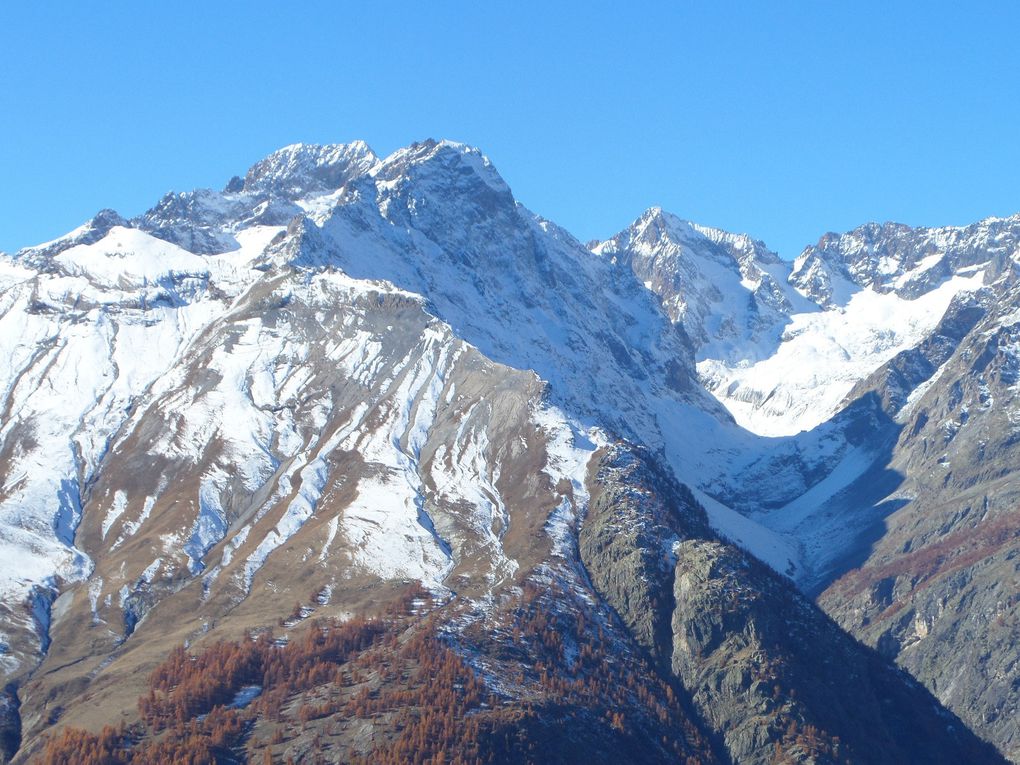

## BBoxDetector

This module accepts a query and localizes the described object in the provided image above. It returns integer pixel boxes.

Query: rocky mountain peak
[791,214,1020,305]
[241,140,379,198]
[14,208,130,265]
[620,207,713,253]
[371,139,513,203]
[593,208,803,359]
[597,207,782,279]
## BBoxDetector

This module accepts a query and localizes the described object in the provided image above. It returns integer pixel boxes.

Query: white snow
[0,222,284,602]
[319,517,340,562]
[693,488,801,578]
[338,331,456,587]
[532,405,603,560]
[185,472,230,573]
[428,401,519,588]
[101,491,128,540]
[2,137,1013,671]
[240,401,370,591]
[55,227,210,288]
[227,685,262,709]
[699,272,985,436]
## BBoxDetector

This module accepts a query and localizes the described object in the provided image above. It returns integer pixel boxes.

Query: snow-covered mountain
[595,208,1000,436]
[0,140,717,610]
[0,140,1017,764]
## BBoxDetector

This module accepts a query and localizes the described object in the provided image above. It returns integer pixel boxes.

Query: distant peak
[813,213,1020,256]
[91,208,129,230]
[638,205,682,226]
[792,213,1020,302]
[813,221,913,251]
[592,207,782,279]
[625,208,719,249]
[241,140,379,198]
[374,139,511,195]
[630,207,693,242]
[639,205,665,221]
[16,208,130,262]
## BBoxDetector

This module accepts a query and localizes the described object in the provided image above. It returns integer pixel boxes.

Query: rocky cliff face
[582,445,1002,765]
[0,140,1017,762]
[819,268,1020,762]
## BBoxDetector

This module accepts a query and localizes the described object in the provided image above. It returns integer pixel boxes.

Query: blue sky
[1,1,1018,257]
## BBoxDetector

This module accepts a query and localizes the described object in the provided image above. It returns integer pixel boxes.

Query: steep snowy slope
[701,269,986,435]
[0,224,281,666]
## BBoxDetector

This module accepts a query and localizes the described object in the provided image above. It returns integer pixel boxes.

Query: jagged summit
[11,139,510,265]
[370,139,513,206]
[240,140,379,197]
[791,213,1020,305]
[236,138,509,202]
[592,206,806,362]
[609,206,781,268]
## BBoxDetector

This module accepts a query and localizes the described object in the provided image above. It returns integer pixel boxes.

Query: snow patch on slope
[429,399,519,589]
[693,488,801,578]
[533,405,603,560]
[240,402,369,590]
[0,225,280,601]
[339,329,456,588]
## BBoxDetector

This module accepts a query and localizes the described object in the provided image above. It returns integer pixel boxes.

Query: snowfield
[698,270,986,436]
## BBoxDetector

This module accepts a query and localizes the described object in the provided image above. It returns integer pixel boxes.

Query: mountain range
[0,139,1017,764]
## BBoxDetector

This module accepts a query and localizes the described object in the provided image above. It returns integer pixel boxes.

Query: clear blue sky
[2,1,1018,257]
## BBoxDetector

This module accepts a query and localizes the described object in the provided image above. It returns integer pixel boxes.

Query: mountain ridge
[0,139,1017,763]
